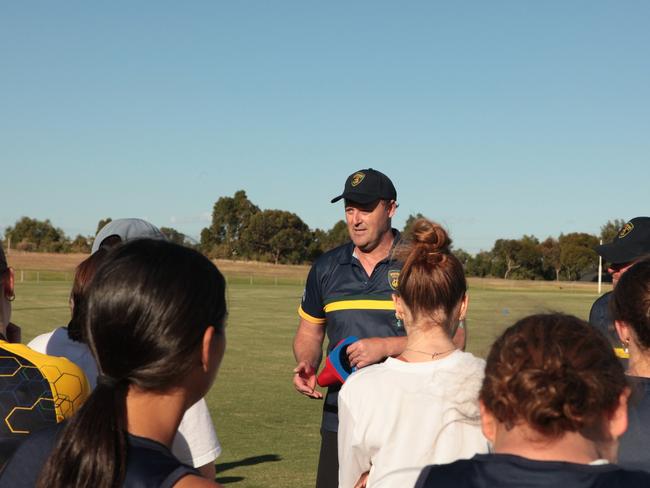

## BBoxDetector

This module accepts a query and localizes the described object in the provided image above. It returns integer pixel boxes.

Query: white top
[28,327,221,467]
[338,351,489,488]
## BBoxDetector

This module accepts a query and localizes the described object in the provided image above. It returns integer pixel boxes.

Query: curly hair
[480,313,626,439]
[394,218,466,328]
[610,258,650,350]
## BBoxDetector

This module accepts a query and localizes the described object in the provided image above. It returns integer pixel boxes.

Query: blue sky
[1,2,648,253]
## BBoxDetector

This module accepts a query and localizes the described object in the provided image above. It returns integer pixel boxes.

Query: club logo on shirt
[351,172,365,187]
[618,222,634,238]
[388,269,400,290]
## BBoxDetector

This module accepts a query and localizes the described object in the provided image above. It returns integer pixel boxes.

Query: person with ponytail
[337,218,487,488]
[611,258,650,472]
[0,239,227,488]
[415,313,650,488]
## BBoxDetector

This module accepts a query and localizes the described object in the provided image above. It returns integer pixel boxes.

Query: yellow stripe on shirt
[298,306,327,325]
[614,347,630,359]
[324,299,395,313]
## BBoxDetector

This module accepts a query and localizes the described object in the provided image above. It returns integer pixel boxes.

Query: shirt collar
[339,229,401,265]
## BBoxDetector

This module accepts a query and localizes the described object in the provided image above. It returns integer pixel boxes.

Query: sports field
[9,255,607,488]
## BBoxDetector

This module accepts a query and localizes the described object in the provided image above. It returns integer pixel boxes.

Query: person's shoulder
[311,242,353,269]
[27,329,57,352]
[415,459,475,488]
[590,291,611,313]
[600,465,650,484]
[340,363,387,397]
[456,351,486,369]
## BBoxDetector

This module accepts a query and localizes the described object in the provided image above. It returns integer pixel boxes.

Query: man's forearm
[383,336,408,357]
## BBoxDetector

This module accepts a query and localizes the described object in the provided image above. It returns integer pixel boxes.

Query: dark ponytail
[37,239,227,488]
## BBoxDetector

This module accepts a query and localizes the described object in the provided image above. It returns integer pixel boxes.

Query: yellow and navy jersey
[299,232,405,431]
[0,340,90,469]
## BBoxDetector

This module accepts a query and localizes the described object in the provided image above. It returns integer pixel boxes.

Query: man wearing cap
[590,217,650,361]
[0,241,90,470]
[292,169,465,488]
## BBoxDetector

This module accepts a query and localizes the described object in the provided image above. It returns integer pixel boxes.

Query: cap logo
[388,269,400,290]
[618,222,634,239]
[351,172,365,187]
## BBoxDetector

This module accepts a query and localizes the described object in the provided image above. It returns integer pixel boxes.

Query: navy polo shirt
[299,230,405,432]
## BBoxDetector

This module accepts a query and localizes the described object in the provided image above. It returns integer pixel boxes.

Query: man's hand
[292,360,323,399]
[346,338,389,369]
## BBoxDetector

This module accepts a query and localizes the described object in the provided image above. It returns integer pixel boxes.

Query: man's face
[608,261,635,287]
[344,199,396,253]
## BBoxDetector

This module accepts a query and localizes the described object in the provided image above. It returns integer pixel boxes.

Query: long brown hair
[37,239,227,488]
[480,313,626,440]
[610,258,650,349]
[394,218,466,329]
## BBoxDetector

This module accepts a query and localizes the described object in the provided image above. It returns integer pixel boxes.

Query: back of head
[68,248,109,342]
[86,239,227,389]
[611,258,650,349]
[481,313,626,440]
[39,239,226,488]
[394,218,466,327]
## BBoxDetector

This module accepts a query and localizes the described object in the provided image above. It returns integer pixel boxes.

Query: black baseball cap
[330,168,397,204]
[596,217,650,264]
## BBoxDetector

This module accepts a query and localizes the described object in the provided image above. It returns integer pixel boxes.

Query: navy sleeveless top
[0,422,199,487]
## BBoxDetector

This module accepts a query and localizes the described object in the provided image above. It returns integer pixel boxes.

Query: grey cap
[91,218,166,254]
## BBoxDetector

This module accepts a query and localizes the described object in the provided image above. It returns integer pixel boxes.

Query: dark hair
[610,258,650,349]
[67,248,108,342]
[38,239,227,488]
[480,313,626,440]
[394,218,466,329]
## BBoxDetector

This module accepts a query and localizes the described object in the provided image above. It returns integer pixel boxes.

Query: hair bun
[411,219,452,255]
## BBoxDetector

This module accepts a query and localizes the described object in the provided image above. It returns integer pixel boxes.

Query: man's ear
[387,200,397,219]
[480,400,497,444]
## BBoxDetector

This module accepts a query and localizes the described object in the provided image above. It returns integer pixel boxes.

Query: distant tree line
[1,193,625,281]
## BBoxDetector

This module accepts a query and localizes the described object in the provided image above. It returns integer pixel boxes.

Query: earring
[395,312,403,328]
[623,340,630,355]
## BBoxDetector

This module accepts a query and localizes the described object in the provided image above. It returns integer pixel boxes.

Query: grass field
[7,252,609,487]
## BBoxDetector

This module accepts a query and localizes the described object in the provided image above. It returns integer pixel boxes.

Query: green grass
[10,280,600,487]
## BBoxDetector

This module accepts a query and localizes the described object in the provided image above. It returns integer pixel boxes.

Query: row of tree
[3,217,196,254]
[2,192,624,281]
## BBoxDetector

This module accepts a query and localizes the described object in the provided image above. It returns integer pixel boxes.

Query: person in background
[28,248,108,386]
[337,218,487,488]
[414,313,650,488]
[29,218,222,479]
[0,239,227,488]
[0,241,90,470]
[590,217,650,363]
[611,258,650,472]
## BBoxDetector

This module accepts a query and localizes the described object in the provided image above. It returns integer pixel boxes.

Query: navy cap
[596,217,650,264]
[330,168,397,204]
